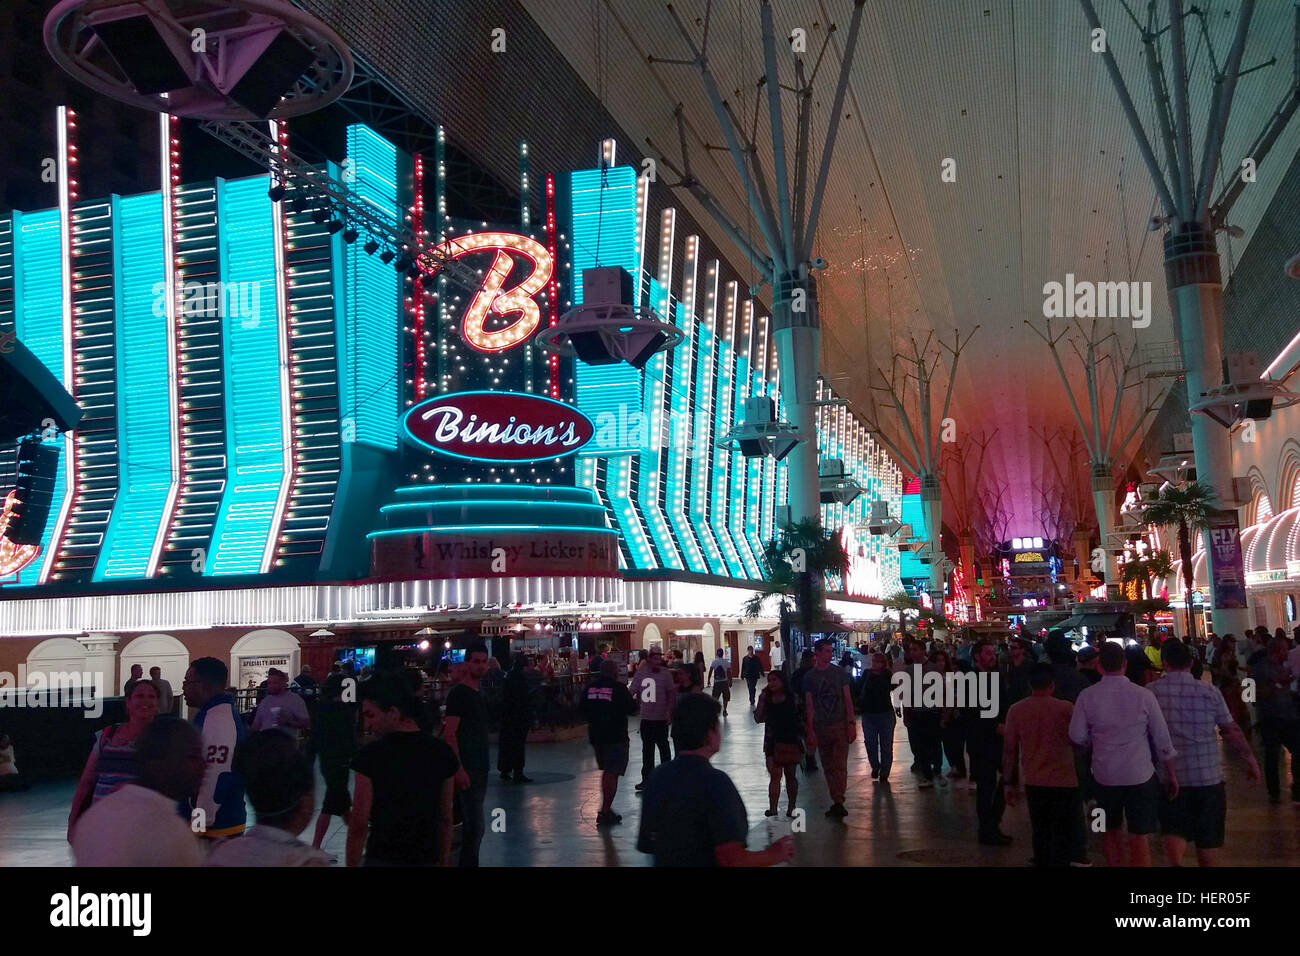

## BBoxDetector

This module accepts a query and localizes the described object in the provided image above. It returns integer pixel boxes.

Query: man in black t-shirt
[637,694,794,867]
[581,658,638,826]
[444,644,491,867]
[347,676,458,867]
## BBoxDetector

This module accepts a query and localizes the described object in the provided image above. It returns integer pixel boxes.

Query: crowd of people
[32,621,1300,867]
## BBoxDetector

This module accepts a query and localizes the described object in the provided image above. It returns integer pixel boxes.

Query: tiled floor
[4,686,1297,866]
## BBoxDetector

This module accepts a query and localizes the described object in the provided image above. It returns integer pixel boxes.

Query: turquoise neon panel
[899,488,929,583]
[636,276,681,569]
[9,210,67,587]
[571,166,641,450]
[663,299,705,571]
[342,125,400,449]
[729,353,759,576]
[95,194,171,580]
[207,177,284,575]
[568,166,653,567]
[743,366,765,562]
[710,337,745,576]
[689,320,726,574]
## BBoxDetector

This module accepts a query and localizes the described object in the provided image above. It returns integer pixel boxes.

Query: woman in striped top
[67,679,160,841]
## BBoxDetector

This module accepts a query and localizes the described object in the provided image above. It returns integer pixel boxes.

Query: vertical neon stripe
[39,107,76,584]
[207,176,284,576]
[95,193,171,580]
[150,112,181,577]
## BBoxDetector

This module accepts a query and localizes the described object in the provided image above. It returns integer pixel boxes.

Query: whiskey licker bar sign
[402,391,594,462]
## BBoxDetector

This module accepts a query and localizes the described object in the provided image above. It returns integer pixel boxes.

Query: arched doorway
[26,637,88,680]
[640,622,661,652]
[228,629,301,691]
[119,633,189,712]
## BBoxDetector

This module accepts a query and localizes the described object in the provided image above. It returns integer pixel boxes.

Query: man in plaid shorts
[1150,639,1260,866]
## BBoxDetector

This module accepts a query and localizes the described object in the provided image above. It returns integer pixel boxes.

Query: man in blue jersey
[183,657,248,839]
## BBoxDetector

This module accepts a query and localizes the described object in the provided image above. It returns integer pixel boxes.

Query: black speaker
[1241,397,1273,420]
[228,31,317,119]
[91,15,190,95]
[568,331,620,365]
[629,331,669,369]
[7,438,60,546]
[738,437,766,457]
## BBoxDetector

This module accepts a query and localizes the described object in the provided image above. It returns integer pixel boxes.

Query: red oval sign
[402,390,594,462]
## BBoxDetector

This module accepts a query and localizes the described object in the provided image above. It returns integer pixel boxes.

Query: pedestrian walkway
[0,690,1287,866]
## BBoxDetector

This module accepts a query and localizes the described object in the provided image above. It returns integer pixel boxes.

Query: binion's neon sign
[403,390,594,463]
[426,232,553,352]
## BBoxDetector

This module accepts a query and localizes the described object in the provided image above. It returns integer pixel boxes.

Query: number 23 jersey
[191,692,248,837]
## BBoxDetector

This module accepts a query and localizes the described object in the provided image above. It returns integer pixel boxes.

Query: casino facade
[0,100,907,693]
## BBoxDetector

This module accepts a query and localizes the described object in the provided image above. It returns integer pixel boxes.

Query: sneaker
[918,778,935,789]
[825,803,848,818]
[764,808,778,817]
[596,811,623,826]
[513,774,534,783]
[634,781,646,791]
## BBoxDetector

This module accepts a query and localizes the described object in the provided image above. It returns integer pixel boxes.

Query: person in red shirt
[1003,663,1087,866]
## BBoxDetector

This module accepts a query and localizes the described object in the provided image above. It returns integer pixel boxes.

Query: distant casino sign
[402,390,594,463]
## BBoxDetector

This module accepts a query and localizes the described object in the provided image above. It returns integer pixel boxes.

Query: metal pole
[801,0,867,262]
[1195,0,1256,221]
[663,4,785,264]
[1079,0,1181,218]
[760,0,798,271]
[1167,0,1195,218]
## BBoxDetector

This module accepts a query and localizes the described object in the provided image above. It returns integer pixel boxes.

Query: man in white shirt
[1069,641,1178,867]
[72,717,205,866]
[769,639,783,671]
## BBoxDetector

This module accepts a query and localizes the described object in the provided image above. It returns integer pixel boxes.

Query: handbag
[772,741,803,766]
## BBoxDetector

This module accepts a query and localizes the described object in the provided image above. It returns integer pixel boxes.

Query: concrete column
[1072,528,1093,591]
[771,273,821,527]
[920,474,945,602]
[77,633,119,700]
[1164,225,1250,637]
[959,532,976,614]
[1091,463,1121,600]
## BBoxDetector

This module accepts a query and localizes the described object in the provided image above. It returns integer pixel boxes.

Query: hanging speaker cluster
[44,0,354,121]
[536,266,684,369]
[5,437,61,548]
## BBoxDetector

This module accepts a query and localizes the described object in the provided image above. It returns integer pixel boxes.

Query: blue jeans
[861,712,896,779]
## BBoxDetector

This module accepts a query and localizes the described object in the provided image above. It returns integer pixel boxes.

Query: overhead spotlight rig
[199,119,482,291]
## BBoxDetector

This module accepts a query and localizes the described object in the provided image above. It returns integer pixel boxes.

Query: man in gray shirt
[803,639,856,818]
[630,647,677,791]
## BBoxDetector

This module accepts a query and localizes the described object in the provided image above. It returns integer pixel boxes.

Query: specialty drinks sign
[402,390,594,462]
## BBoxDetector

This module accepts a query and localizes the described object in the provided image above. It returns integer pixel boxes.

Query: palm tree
[1139,482,1218,640]
[743,518,850,650]
[879,590,923,639]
